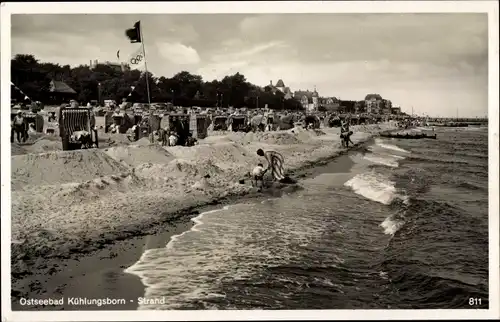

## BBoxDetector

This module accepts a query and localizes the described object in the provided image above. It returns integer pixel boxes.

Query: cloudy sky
[11,13,488,117]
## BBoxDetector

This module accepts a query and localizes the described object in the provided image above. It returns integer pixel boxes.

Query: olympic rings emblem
[130,53,144,65]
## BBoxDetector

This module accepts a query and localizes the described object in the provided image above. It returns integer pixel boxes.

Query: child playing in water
[252,163,267,189]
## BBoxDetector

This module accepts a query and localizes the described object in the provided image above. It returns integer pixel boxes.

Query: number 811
[469,298,482,305]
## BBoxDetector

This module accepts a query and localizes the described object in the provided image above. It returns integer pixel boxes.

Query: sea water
[125,127,489,310]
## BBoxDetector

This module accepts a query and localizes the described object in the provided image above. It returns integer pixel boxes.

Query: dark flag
[125,21,142,43]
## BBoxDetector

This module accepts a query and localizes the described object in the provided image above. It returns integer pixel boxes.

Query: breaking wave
[346,139,411,237]
[375,138,410,154]
[344,171,400,205]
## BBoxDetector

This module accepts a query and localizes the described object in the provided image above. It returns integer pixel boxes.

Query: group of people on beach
[157,129,197,147]
[156,121,198,147]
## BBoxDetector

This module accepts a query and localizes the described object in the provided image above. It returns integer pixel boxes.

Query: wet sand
[11,141,365,311]
[12,219,195,311]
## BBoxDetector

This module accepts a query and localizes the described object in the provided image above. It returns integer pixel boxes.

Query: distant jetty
[380,132,437,140]
[429,122,483,127]
[425,117,487,127]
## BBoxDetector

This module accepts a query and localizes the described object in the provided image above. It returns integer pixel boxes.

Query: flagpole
[139,21,151,105]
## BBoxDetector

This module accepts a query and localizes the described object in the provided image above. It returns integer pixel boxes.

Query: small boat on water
[380,132,437,139]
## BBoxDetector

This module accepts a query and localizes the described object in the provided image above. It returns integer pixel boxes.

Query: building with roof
[365,96,381,114]
[48,80,78,104]
[354,101,365,114]
[319,97,341,112]
[275,79,285,91]
[364,94,388,114]
[293,87,320,111]
[312,89,319,110]
[381,99,392,114]
[90,59,130,72]
[268,80,293,99]
[364,96,392,114]
[293,90,311,108]
[391,106,401,115]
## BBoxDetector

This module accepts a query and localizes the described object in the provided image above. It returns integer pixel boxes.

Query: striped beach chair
[58,107,98,150]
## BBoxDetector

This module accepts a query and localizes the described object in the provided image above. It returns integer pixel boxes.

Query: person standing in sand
[257,148,286,182]
[13,111,25,143]
[157,128,168,146]
[340,120,354,148]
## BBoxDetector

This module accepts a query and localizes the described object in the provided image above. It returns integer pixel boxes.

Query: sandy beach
[11,121,398,304]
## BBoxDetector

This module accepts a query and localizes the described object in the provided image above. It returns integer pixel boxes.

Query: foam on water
[344,171,399,205]
[355,140,410,234]
[374,138,410,154]
[125,195,340,309]
[463,126,488,132]
[363,154,400,168]
[124,204,245,309]
[166,206,231,250]
[390,154,406,160]
[380,215,406,235]
[350,149,402,169]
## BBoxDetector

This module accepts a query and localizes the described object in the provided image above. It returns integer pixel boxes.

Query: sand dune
[11,150,129,190]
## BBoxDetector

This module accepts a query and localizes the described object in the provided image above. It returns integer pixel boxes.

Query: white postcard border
[1,1,498,321]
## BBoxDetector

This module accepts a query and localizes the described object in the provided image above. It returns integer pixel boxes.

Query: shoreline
[11,124,397,306]
[11,137,369,311]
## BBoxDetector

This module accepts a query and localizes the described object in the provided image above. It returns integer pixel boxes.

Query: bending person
[257,148,286,181]
[340,120,354,148]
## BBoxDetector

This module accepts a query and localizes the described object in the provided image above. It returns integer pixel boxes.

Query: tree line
[11,54,304,110]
